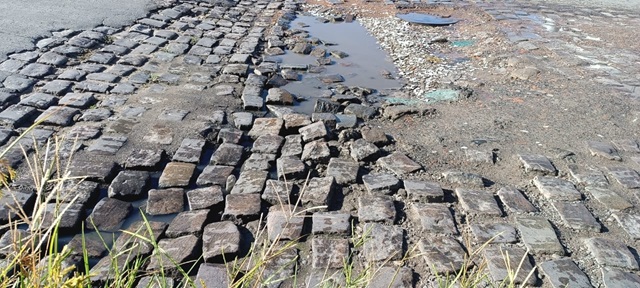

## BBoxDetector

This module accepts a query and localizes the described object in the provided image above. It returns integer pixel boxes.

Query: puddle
[270,14,402,114]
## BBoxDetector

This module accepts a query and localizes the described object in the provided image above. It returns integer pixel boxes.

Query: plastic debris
[422,89,460,102]
[396,13,459,26]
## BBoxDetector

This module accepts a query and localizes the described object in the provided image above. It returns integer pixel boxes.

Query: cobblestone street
[0,0,639,287]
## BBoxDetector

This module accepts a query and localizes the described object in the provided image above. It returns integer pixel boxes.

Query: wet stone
[350,139,380,162]
[419,236,466,274]
[539,258,592,288]
[585,237,638,270]
[248,118,283,139]
[262,180,293,205]
[496,187,537,213]
[518,154,557,175]
[516,216,565,255]
[326,158,359,185]
[470,223,517,243]
[222,193,262,222]
[159,162,195,188]
[484,246,537,285]
[455,188,502,217]
[552,202,601,232]
[378,152,422,176]
[86,198,132,232]
[108,170,150,200]
[3,75,36,92]
[217,128,243,144]
[267,205,305,241]
[173,138,205,163]
[410,203,458,234]
[362,173,400,195]
[147,234,200,273]
[87,134,127,154]
[358,195,395,223]
[363,223,403,262]
[68,156,116,182]
[197,165,234,187]
[187,186,224,211]
[404,180,444,202]
[19,63,52,78]
[533,176,582,201]
[210,143,244,166]
[59,93,96,108]
[146,188,184,215]
[40,80,72,95]
[586,187,633,211]
[166,209,209,238]
[19,93,57,109]
[612,213,640,239]
[312,237,349,269]
[232,112,253,130]
[230,170,268,194]
[602,267,640,288]
[606,166,640,189]
[301,177,335,209]
[587,141,621,161]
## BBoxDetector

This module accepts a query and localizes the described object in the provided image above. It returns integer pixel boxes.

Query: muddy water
[272,14,402,114]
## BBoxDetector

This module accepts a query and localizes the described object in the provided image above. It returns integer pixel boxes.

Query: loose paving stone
[79,108,112,121]
[38,52,67,66]
[326,158,359,185]
[194,264,229,288]
[606,166,640,189]
[196,165,234,187]
[516,216,565,255]
[42,203,84,231]
[0,189,34,223]
[86,198,132,232]
[311,113,337,128]
[242,153,276,171]
[0,127,13,146]
[368,266,413,288]
[19,63,52,78]
[66,234,107,258]
[533,176,582,201]
[40,80,72,95]
[470,222,517,243]
[484,245,537,285]
[358,195,396,223]
[0,59,25,73]
[276,156,306,179]
[267,205,305,241]
[202,221,240,261]
[362,173,400,194]
[409,203,458,234]
[552,201,601,232]
[539,258,592,288]
[335,114,357,130]
[166,209,210,238]
[230,170,268,194]
[404,180,444,202]
[146,188,184,215]
[217,128,243,144]
[455,188,502,217]
[496,187,538,213]
[281,69,299,80]
[262,179,293,205]
[612,213,640,239]
[601,267,640,288]
[75,81,111,93]
[518,154,557,175]
[585,237,638,270]
[419,236,466,274]
[187,186,224,210]
[301,177,335,209]
[87,53,116,65]
[312,212,350,235]
[299,121,328,142]
[464,149,494,164]
[108,170,150,200]
[363,223,403,262]
[442,170,485,188]
[266,88,294,105]
[344,103,376,119]
[587,141,621,161]
[281,134,303,157]
[66,124,101,140]
[0,105,36,127]
[158,162,195,188]
[87,134,127,154]
[361,127,389,147]
[252,134,284,154]
[377,152,422,176]
[86,72,119,83]
[283,114,311,130]
[68,156,116,182]
[147,234,200,273]
[350,139,380,161]
[586,186,633,211]
[314,99,341,114]
[59,93,96,108]
[222,193,262,222]
[248,118,283,139]
[3,75,36,92]
[312,237,349,269]
[210,143,244,167]
[613,139,640,153]
[36,106,79,126]
[19,93,57,109]
[232,112,253,130]
[0,92,18,108]
[58,69,87,81]
[136,276,174,288]
[172,138,205,163]
[301,140,331,163]
[124,149,163,169]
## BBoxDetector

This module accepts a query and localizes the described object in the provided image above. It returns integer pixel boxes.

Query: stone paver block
[276,156,306,180]
[516,216,565,255]
[20,93,57,109]
[350,139,379,162]
[419,237,466,274]
[518,154,557,175]
[0,105,37,127]
[86,134,127,154]
[147,234,200,272]
[42,203,84,231]
[377,152,422,176]
[59,93,96,108]
[312,237,349,269]
[283,113,311,130]
[299,121,328,142]
[230,170,268,194]
[442,170,485,188]
[363,223,403,262]
[146,188,184,215]
[248,118,283,139]
[252,134,284,154]
[222,193,262,222]
[172,138,205,163]
[312,212,350,235]
[301,177,335,209]
[552,201,601,232]
[585,237,638,270]
[36,106,80,126]
[187,186,224,211]
[484,245,537,285]
[202,221,240,261]
[404,180,444,202]
[455,188,503,217]
[158,162,195,188]
[496,187,538,213]
[569,164,610,187]
[108,170,150,200]
[362,173,400,195]
[409,203,458,235]
[301,140,331,163]
[470,223,517,243]
[606,166,640,189]
[217,128,243,144]
[539,258,592,288]
[232,112,253,130]
[124,149,164,169]
[194,264,229,288]
[267,205,305,241]
[601,267,640,288]
[68,156,116,182]
[326,158,359,185]
[586,187,633,211]
[166,209,210,238]
[357,195,395,223]
[368,266,413,288]
[612,213,640,239]
[86,198,131,232]
[281,134,303,157]
[196,165,234,187]
[210,143,244,167]
[0,190,34,223]
[588,141,621,161]
[533,176,582,201]
[242,153,276,171]
[262,180,293,205]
